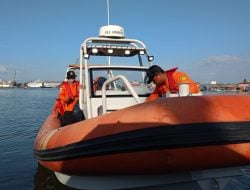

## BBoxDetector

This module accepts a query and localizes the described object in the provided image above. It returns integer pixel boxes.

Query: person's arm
[78,83,84,91]
[146,93,159,102]
[146,87,161,102]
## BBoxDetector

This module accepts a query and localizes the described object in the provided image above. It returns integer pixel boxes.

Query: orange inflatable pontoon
[34,95,250,175]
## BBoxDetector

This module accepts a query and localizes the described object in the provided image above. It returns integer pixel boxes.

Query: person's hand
[79,84,84,89]
[65,96,73,103]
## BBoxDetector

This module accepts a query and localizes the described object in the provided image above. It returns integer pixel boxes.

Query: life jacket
[165,67,199,93]
[166,67,178,92]
[63,81,75,99]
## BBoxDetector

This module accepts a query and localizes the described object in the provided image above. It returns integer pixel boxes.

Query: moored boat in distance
[27,80,61,88]
[42,81,61,88]
[0,79,16,88]
[0,82,13,88]
[27,80,43,88]
[34,25,250,190]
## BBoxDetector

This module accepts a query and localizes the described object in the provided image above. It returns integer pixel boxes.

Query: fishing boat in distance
[27,80,43,88]
[41,81,61,88]
[34,25,250,190]
[0,80,15,88]
[0,71,17,88]
[27,80,61,88]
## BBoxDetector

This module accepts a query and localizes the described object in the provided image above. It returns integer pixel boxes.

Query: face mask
[68,79,74,83]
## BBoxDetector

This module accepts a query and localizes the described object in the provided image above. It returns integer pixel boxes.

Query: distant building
[211,81,217,85]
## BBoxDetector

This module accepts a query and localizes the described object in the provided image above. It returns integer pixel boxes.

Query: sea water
[0,88,249,190]
[0,88,69,189]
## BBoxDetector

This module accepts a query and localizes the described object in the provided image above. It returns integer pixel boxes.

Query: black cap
[67,71,76,79]
[145,65,164,84]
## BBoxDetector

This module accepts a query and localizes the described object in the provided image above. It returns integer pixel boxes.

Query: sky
[0,0,249,84]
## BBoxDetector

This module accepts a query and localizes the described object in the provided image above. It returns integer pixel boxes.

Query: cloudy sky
[0,0,249,83]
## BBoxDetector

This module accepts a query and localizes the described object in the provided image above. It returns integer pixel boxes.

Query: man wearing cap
[58,70,81,126]
[145,65,199,102]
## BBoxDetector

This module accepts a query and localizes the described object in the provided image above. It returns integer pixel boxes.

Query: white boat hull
[27,82,43,88]
[55,166,245,190]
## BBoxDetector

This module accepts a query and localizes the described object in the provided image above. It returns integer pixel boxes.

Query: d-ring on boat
[34,25,250,189]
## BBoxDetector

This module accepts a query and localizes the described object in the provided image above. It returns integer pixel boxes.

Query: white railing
[101,75,141,114]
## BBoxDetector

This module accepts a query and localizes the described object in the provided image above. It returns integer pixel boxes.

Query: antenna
[106,0,110,25]
[106,0,112,75]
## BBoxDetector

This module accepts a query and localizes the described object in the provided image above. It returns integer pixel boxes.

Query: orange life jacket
[166,67,179,92]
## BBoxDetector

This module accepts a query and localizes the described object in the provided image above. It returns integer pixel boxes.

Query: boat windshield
[90,68,153,97]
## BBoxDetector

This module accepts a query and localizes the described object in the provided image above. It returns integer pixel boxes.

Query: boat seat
[90,96,146,117]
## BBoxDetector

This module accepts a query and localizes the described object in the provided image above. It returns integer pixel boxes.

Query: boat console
[77,25,154,119]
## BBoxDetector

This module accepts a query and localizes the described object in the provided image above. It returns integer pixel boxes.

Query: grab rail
[101,75,141,114]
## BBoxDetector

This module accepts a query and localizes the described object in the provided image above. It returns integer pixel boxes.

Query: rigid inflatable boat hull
[34,95,250,175]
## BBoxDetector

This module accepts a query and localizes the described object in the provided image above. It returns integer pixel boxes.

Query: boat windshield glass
[90,68,153,97]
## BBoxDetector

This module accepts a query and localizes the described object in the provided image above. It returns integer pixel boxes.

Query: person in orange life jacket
[59,70,81,126]
[145,65,199,102]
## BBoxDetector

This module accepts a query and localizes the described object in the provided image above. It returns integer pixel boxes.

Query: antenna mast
[106,0,110,25]
[106,0,115,82]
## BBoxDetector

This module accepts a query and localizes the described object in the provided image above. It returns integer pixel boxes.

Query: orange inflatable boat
[34,25,250,178]
[34,95,250,175]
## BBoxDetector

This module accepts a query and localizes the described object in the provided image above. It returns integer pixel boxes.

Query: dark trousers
[61,111,75,126]
[59,103,85,127]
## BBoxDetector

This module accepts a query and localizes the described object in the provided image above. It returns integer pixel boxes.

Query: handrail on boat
[101,75,141,114]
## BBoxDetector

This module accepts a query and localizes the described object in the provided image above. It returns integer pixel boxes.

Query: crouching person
[54,70,84,126]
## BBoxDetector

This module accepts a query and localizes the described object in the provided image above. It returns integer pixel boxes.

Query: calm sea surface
[0,88,249,190]
[0,88,71,190]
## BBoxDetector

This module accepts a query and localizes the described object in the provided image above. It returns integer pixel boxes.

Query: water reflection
[34,163,250,190]
[223,166,250,190]
[34,163,76,190]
